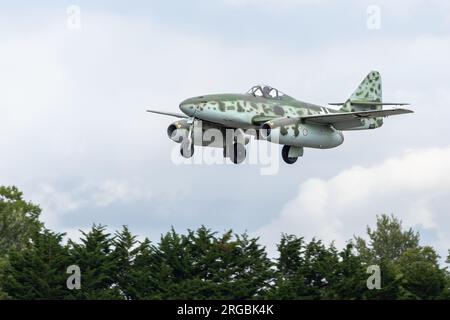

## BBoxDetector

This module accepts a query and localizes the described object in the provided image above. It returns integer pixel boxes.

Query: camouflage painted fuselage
[179,93,337,129]
[177,93,345,149]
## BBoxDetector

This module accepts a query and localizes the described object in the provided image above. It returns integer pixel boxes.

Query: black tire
[180,140,194,158]
[230,142,246,164]
[282,145,298,164]
[223,145,228,158]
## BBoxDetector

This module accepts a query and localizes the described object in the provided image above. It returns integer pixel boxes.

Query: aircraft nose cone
[179,103,190,116]
[179,98,198,116]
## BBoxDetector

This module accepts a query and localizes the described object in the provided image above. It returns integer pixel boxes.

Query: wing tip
[399,108,414,113]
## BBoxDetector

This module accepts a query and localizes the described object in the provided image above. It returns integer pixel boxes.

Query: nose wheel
[229,142,246,164]
[180,140,194,158]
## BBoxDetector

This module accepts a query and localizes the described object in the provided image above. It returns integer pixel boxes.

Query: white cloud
[30,179,153,231]
[33,184,82,213]
[256,147,450,258]
[90,180,153,207]
[222,0,326,8]
[1,6,450,249]
[220,0,431,12]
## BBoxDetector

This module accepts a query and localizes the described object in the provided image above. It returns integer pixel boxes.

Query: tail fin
[341,70,382,111]
[340,70,384,129]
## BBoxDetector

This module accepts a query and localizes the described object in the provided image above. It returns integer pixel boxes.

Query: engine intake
[259,123,272,139]
[167,122,188,143]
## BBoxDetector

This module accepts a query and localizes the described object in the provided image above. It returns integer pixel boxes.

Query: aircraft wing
[302,108,413,125]
[146,109,188,118]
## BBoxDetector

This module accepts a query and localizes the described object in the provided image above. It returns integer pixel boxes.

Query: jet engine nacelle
[167,120,249,148]
[167,121,189,143]
[260,121,344,149]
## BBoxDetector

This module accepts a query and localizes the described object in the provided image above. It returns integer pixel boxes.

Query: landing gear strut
[180,117,195,158]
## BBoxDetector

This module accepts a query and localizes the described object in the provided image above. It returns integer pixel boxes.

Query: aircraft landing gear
[282,145,299,164]
[180,139,194,158]
[223,129,247,164]
[180,116,195,158]
[229,142,246,164]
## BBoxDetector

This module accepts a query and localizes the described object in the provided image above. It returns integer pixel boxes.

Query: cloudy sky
[1,0,450,259]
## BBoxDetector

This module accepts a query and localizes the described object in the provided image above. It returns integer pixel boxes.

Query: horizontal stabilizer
[329,102,410,106]
[303,108,413,125]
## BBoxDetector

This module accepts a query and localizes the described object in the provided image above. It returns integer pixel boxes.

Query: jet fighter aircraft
[147,71,412,164]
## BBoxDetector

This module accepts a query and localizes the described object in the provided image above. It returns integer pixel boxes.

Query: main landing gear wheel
[282,145,298,164]
[180,140,194,158]
[230,142,246,164]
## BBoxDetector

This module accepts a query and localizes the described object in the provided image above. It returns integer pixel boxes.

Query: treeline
[0,186,449,299]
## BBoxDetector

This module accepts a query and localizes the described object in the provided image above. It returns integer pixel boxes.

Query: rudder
[340,70,384,129]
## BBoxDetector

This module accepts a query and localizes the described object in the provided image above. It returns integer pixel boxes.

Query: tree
[271,235,349,299]
[129,226,274,299]
[111,226,139,299]
[0,256,11,299]
[354,215,449,300]
[229,232,274,299]
[397,246,447,299]
[362,259,403,300]
[0,187,448,301]
[124,238,160,299]
[270,234,312,299]
[354,214,419,263]
[68,225,122,299]
[0,186,42,255]
[0,186,43,298]
[270,234,308,299]
[331,244,368,299]
[1,229,70,299]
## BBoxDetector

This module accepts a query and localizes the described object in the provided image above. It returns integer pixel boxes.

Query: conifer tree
[2,229,70,299]
[111,226,139,299]
[68,224,122,299]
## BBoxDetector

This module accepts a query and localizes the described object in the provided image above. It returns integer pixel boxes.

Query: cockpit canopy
[247,85,287,100]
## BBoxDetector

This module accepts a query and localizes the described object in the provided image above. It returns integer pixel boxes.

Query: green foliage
[363,259,403,299]
[354,214,448,300]
[0,186,449,300]
[0,186,44,298]
[0,256,11,299]
[271,236,367,299]
[0,186,42,255]
[67,224,122,299]
[111,226,140,300]
[331,244,368,299]
[397,247,447,299]
[354,214,419,263]
[128,226,274,299]
[2,229,70,299]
